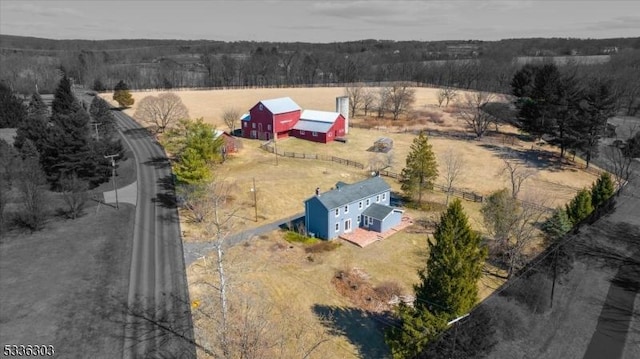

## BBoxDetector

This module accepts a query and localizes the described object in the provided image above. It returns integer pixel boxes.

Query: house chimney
[315,187,320,196]
[336,96,349,134]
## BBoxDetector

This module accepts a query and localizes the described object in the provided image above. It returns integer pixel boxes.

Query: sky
[1,0,639,43]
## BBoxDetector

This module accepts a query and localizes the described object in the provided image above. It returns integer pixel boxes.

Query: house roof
[362,203,395,221]
[300,110,341,123]
[306,176,391,210]
[293,119,334,133]
[259,97,301,114]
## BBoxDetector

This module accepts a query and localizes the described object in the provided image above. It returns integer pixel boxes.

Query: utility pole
[90,122,101,140]
[104,154,119,209]
[447,313,469,358]
[251,177,258,222]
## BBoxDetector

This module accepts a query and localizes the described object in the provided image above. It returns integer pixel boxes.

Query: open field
[0,205,134,359]
[188,224,506,358]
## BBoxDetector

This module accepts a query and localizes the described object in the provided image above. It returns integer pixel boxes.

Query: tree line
[0,74,124,232]
[1,35,638,102]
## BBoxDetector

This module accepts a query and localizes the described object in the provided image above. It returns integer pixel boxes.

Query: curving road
[113,109,196,358]
[76,90,195,358]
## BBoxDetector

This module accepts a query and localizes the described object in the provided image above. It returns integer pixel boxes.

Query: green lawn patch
[284,230,319,244]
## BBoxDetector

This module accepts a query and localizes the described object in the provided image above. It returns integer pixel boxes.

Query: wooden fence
[259,143,365,169]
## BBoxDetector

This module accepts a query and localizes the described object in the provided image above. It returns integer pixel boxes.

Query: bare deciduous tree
[502,158,535,199]
[362,89,376,117]
[134,92,189,133]
[16,157,48,231]
[455,91,495,138]
[345,83,364,117]
[222,107,241,134]
[441,147,465,205]
[387,82,416,120]
[60,173,89,219]
[376,87,390,118]
[436,87,458,107]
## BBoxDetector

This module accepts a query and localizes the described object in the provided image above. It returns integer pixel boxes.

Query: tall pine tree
[565,188,593,225]
[400,131,438,205]
[0,81,27,128]
[15,93,49,154]
[415,199,487,318]
[113,80,134,108]
[590,172,615,208]
[41,75,95,187]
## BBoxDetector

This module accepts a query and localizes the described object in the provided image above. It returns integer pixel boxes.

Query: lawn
[0,204,134,359]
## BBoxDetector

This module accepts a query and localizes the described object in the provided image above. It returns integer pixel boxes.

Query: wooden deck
[339,216,414,248]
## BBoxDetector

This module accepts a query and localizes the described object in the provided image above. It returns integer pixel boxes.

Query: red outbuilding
[240,97,347,144]
[241,97,301,141]
[291,110,346,143]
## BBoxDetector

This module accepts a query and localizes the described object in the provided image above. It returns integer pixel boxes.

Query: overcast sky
[1,0,639,42]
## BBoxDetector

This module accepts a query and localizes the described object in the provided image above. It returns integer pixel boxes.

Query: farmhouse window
[358,201,362,209]
[300,130,305,135]
[312,131,318,137]
[382,193,386,200]
[364,216,369,226]
[335,223,339,232]
[357,215,361,223]
[344,205,349,214]
[366,199,370,206]
[335,208,339,217]
[376,195,380,202]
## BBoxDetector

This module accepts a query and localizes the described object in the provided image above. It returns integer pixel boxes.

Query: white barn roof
[300,109,341,123]
[293,120,334,133]
[260,97,301,114]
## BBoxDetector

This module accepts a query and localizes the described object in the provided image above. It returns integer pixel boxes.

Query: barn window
[243,122,247,128]
[335,223,339,232]
[344,205,349,214]
[312,131,318,137]
[259,104,264,111]
[267,124,272,130]
[300,130,305,135]
[335,208,339,217]
[358,201,362,209]
[252,123,256,129]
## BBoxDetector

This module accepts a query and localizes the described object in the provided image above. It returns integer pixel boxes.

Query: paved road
[113,109,196,358]
[583,151,640,359]
[76,90,195,358]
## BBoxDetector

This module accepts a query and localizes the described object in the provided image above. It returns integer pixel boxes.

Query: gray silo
[336,96,349,134]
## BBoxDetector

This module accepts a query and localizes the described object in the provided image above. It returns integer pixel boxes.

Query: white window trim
[376,195,380,203]
[312,131,318,137]
[344,205,349,214]
[366,199,370,207]
[344,219,351,232]
[358,201,362,209]
[357,215,361,223]
[335,222,339,232]
[243,122,247,128]
[382,193,386,200]
[335,208,339,217]
[300,130,305,135]
[267,124,272,130]
[252,123,256,129]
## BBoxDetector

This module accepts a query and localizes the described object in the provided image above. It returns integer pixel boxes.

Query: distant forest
[1,35,639,96]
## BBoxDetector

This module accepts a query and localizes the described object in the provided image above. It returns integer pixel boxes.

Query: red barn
[291,110,346,143]
[241,97,301,140]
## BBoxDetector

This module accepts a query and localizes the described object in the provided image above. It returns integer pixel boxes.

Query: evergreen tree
[481,189,519,246]
[385,303,447,359]
[174,147,210,185]
[89,96,117,138]
[541,207,572,241]
[400,131,438,205]
[571,78,617,168]
[565,188,593,225]
[15,93,49,153]
[41,76,96,187]
[415,199,487,318]
[590,172,615,208]
[113,80,134,108]
[0,81,27,128]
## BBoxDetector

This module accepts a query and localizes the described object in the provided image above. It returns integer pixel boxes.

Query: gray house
[304,176,403,240]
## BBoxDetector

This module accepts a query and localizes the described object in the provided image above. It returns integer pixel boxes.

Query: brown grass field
[104,87,603,357]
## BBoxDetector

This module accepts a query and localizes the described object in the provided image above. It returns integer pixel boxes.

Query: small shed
[373,137,393,153]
